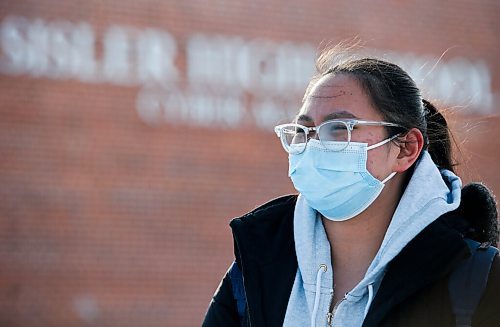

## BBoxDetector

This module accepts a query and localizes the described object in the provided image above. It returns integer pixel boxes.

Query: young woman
[203,48,499,327]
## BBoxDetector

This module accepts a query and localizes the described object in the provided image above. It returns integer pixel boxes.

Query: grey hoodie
[283,151,462,327]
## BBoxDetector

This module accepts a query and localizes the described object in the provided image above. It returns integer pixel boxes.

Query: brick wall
[0,1,499,326]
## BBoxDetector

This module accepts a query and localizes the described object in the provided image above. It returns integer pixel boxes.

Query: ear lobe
[393,128,424,172]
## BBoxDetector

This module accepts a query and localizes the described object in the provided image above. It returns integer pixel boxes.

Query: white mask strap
[381,171,397,184]
[366,134,399,150]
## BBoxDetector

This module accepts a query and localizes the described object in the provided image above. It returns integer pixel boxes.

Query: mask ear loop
[366,134,400,184]
[381,171,397,184]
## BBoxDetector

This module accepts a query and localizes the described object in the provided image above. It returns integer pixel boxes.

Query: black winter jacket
[203,183,499,326]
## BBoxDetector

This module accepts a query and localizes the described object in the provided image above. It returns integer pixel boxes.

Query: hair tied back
[422,99,448,128]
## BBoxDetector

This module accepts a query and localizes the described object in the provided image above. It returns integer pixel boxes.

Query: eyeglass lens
[281,121,350,153]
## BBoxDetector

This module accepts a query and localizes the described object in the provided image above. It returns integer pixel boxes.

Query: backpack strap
[448,238,499,327]
[229,261,248,327]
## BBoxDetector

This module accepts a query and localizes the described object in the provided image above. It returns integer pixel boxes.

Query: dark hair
[305,47,458,172]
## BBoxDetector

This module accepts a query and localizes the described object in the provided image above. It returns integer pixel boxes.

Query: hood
[359,152,462,292]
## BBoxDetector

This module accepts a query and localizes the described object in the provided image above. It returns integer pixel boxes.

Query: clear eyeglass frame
[274,119,404,154]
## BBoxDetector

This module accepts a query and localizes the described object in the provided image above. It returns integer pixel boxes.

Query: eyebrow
[295,111,359,123]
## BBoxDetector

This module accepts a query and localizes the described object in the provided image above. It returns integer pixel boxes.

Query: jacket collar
[230,195,298,327]
[362,213,470,326]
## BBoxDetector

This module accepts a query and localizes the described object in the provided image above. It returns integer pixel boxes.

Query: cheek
[366,148,391,180]
[351,129,377,142]
[366,151,381,178]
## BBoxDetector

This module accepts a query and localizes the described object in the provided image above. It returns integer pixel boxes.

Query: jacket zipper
[326,292,346,327]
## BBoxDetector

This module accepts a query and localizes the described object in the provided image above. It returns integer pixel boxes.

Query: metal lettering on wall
[0,16,495,131]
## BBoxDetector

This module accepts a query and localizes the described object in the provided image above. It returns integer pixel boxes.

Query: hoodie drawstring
[364,283,374,318]
[311,264,327,327]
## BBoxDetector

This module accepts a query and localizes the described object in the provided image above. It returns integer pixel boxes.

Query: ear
[392,128,425,173]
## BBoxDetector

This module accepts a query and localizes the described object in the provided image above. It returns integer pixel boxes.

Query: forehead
[298,74,381,123]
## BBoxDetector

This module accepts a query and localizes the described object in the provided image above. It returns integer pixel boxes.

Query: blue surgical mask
[288,138,397,221]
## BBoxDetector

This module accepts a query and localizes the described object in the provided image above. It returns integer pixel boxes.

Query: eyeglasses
[274,119,404,154]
